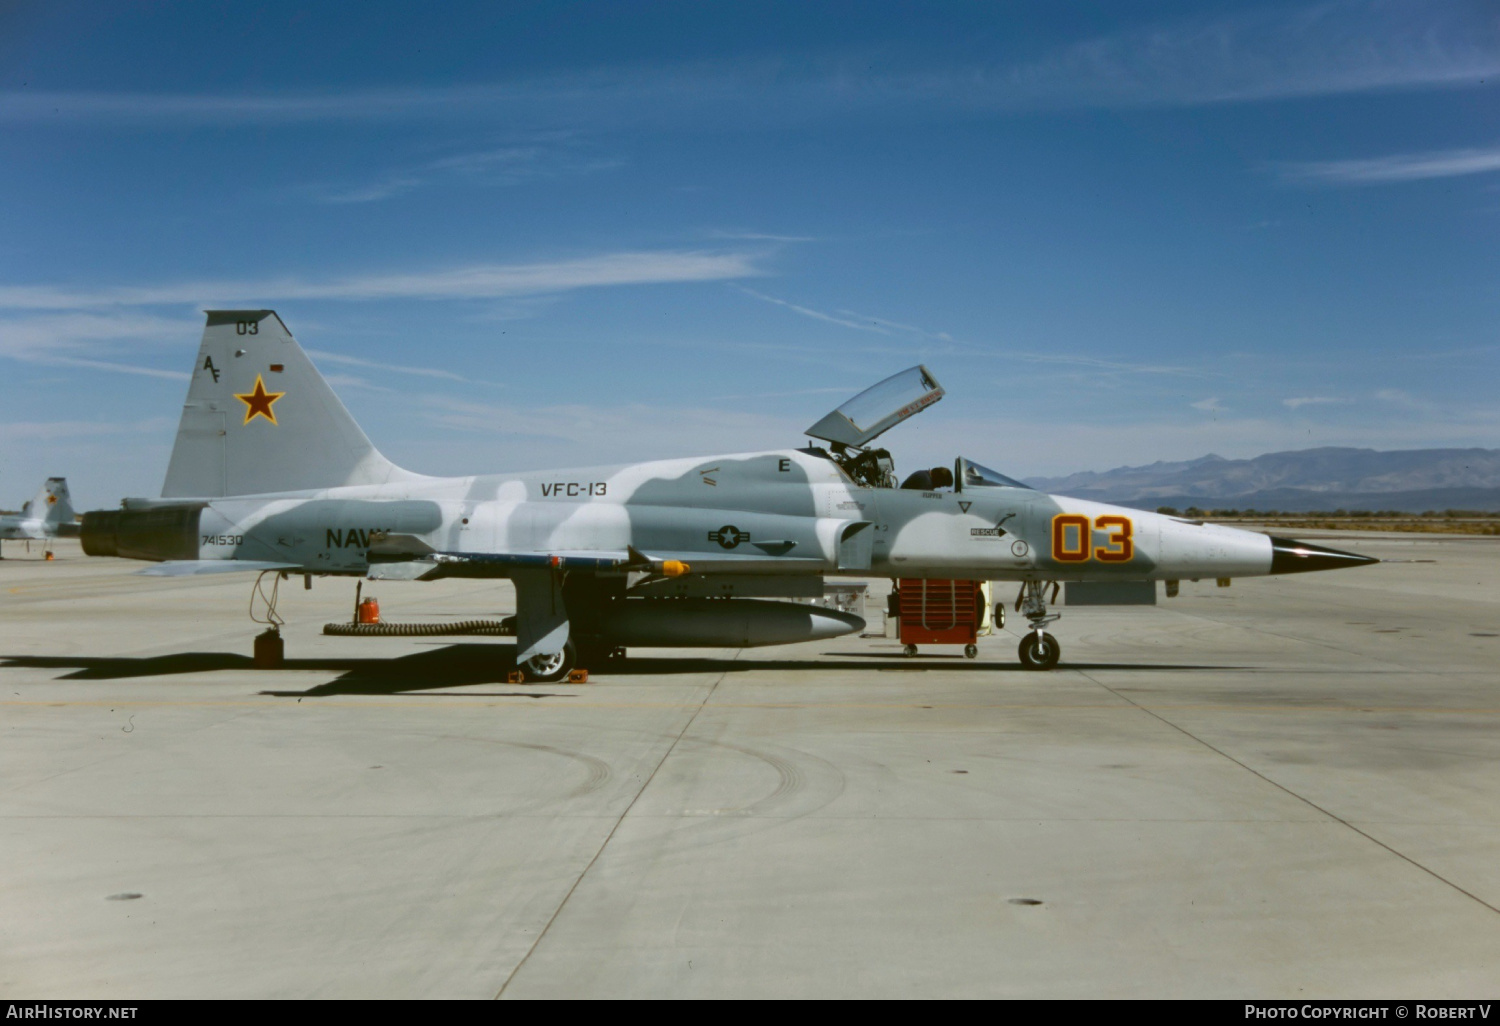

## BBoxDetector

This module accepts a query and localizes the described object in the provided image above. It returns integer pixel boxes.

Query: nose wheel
[1018,631,1060,670]
[1015,581,1062,670]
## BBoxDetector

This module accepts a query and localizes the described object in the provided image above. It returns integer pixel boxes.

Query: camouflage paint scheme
[81,311,1373,675]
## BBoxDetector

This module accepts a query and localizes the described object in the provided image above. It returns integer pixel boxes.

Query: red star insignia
[235,374,285,425]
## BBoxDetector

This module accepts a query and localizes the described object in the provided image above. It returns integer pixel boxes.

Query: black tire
[1017,632,1060,671]
[903,643,918,657]
[963,644,978,659]
[521,641,576,683]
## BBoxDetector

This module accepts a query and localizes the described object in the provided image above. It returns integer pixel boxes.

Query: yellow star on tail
[235,374,285,425]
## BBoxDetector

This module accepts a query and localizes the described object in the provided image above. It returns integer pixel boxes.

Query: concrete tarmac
[1,536,1497,998]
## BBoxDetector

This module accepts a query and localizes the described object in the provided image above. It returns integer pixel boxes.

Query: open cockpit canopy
[805,366,943,449]
[800,368,1031,491]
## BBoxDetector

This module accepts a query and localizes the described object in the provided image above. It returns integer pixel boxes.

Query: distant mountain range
[1024,447,1500,512]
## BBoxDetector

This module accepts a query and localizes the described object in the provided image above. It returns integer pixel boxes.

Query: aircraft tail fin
[162,311,423,498]
[22,477,73,525]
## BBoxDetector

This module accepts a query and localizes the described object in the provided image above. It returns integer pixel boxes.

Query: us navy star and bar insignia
[236,374,285,425]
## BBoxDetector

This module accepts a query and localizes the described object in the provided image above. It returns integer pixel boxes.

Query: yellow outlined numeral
[1094,515,1134,562]
[1051,514,1091,562]
[1050,513,1135,563]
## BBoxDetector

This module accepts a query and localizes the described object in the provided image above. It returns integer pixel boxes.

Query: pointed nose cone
[1269,537,1380,575]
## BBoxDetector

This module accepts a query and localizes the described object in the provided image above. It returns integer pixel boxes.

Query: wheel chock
[506,671,525,684]
[567,669,589,683]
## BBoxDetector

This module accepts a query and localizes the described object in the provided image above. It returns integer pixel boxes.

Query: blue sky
[1,0,1497,509]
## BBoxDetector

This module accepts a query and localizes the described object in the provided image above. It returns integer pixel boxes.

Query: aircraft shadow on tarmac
[0,644,1244,698]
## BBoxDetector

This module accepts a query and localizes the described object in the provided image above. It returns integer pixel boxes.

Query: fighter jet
[81,311,1376,679]
[0,477,77,557]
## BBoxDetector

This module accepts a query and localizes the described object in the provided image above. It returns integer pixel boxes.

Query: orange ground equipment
[357,597,381,624]
[895,578,983,658]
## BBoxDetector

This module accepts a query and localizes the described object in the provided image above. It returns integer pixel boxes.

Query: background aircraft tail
[21,477,74,525]
[161,310,422,498]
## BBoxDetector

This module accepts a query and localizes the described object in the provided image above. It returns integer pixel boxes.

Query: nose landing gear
[1016,581,1061,671]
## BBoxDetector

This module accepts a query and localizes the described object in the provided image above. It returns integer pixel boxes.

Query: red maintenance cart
[893,578,997,658]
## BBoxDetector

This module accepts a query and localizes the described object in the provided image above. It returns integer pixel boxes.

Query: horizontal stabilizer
[136,560,302,577]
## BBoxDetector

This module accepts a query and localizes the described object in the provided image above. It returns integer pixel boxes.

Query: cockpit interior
[801,366,1033,493]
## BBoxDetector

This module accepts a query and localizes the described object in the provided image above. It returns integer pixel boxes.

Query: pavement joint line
[0,814,1374,823]
[1075,667,1500,919]
[5,699,1500,714]
[492,651,740,999]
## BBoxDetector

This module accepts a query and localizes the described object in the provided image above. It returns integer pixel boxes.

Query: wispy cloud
[0,417,176,442]
[0,312,198,379]
[1191,397,1227,413]
[1276,145,1500,185]
[0,311,197,354]
[0,250,763,311]
[738,286,1208,377]
[996,0,1499,109]
[735,286,891,334]
[320,373,394,393]
[28,357,189,381]
[310,142,624,204]
[305,349,470,383]
[704,230,819,243]
[1283,395,1349,408]
[705,386,855,402]
[416,393,798,467]
[3,4,1491,130]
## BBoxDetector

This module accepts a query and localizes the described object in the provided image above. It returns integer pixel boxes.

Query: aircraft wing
[136,560,303,577]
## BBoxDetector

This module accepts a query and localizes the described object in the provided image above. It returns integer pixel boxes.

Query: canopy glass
[804,366,944,448]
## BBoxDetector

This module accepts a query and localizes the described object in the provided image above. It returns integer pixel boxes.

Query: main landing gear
[519,641,577,683]
[1015,580,1061,671]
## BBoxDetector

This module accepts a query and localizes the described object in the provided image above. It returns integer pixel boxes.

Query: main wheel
[1017,632,1060,671]
[963,644,978,659]
[521,641,576,683]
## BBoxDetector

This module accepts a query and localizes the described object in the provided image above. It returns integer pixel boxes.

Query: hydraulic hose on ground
[322,619,515,637]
